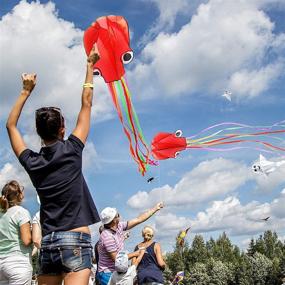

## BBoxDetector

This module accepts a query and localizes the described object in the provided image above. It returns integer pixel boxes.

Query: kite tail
[107,78,154,175]
[186,129,285,153]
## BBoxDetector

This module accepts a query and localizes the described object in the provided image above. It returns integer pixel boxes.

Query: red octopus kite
[151,121,285,160]
[84,16,153,175]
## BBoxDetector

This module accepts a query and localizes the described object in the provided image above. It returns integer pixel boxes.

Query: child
[108,250,145,285]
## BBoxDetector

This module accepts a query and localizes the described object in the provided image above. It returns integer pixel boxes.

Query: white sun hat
[100,207,117,225]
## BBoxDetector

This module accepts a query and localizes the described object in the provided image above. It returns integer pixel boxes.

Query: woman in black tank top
[6,44,101,285]
[132,226,166,285]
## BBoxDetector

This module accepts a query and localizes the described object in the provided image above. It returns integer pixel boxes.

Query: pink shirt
[98,221,128,272]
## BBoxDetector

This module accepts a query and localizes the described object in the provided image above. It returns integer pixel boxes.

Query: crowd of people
[0,44,166,285]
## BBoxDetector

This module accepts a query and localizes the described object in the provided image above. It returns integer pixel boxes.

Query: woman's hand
[21,73,36,93]
[87,44,100,67]
[155,202,164,211]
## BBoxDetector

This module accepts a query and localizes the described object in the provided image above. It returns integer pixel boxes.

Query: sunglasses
[35,107,62,116]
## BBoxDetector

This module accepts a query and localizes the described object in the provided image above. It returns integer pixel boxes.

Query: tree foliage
[165,231,285,285]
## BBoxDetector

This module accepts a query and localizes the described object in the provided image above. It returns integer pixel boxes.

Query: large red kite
[84,16,153,175]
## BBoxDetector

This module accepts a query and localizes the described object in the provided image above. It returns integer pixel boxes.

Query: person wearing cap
[107,250,145,285]
[97,202,163,285]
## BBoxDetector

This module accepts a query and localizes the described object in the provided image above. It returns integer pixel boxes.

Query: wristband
[83,83,94,89]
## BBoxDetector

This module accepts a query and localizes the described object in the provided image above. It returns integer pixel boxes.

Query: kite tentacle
[120,78,152,173]
[108,82,139,166]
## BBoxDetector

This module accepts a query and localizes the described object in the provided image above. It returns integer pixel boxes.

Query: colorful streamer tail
[186,121,285,154]
[108,76,155,175]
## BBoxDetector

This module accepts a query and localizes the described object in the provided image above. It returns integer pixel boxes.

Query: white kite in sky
[252,154,285,176]
[222,90,232,101]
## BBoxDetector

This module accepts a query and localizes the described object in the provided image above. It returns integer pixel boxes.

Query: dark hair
[0,180,24,212]
[35,107,65,141]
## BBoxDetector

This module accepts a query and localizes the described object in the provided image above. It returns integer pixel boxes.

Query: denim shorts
[39,231,92,275]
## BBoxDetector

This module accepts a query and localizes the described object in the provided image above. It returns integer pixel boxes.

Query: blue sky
[1,0,285,252]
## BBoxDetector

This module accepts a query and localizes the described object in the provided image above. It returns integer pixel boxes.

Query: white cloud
[83,141,101,172]
[0,1,113,124]
[127,157,251,209]
[130,0,285,99]
[152,193,285,240]
[228,60,285,98]
[0,162,33,192]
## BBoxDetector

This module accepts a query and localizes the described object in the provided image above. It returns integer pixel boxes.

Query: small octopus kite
[84,15,152,175]
[151,121,285,160]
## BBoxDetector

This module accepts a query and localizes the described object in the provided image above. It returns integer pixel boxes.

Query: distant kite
[172,271,185,284]
[252,154,285,176]
[177,227,191,247]
[222,90,232,101]
[147,177,155,183]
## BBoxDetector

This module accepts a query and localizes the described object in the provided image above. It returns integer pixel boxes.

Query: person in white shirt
[108,250,145,285]
[0,180,32,285]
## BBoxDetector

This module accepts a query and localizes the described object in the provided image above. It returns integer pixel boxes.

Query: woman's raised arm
[6,73,36,157]
[72,44,100,144]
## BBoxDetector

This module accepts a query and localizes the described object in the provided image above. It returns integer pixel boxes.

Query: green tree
[188,235,208,266]
[234,254,252,285]
[207,258,234,285]
[189,262,210,285]
[249,252,272,285]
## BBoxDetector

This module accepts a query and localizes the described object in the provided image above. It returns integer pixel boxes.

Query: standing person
[97,203,164,285]
[6,44,101,285]
[132,226,166,285]
[0,180,32,285]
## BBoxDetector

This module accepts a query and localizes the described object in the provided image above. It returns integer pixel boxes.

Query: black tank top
[135,242,164,284]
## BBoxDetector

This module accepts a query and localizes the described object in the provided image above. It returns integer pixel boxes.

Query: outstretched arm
[127,202,164,230]
[6,73,36,157]
[72,44,100,144]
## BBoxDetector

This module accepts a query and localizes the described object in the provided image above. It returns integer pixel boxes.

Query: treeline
[164,231,285,285]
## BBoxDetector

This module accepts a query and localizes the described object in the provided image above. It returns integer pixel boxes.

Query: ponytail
[0,180,24,212]
[0,195,9,212]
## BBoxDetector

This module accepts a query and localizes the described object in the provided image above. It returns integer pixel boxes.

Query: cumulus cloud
[0,162,33,197]
[0,1,113,123]
[130,0,285,99]
[152,192,285,239]
[127,157,251,209]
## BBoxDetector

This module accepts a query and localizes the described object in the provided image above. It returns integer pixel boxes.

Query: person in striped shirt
[97,202,164,285]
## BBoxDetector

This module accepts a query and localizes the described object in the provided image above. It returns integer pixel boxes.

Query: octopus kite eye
[175,130,183,137]
[122,51,133,64]
[174,152,180,158]
[93,69,101,76]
